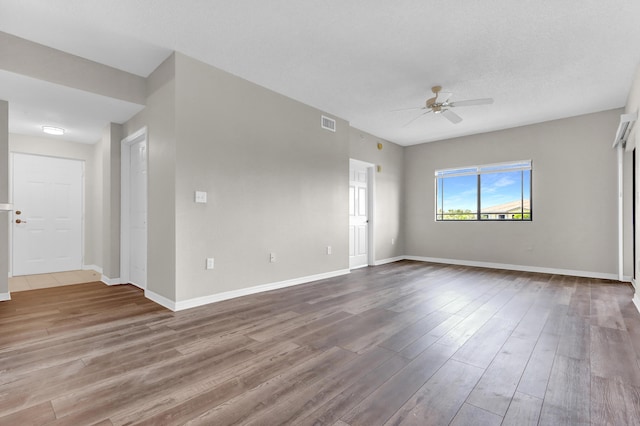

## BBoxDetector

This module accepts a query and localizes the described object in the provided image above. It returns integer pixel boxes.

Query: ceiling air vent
[321,115,336,132]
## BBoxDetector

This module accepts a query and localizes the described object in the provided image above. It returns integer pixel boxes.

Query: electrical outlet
[391,238,395,245]
[195,191,207,204]
[270,252,276,263]
[206,257,214,269]
[327,246,332,255]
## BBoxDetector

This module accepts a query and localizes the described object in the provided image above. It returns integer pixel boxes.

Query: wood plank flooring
[1,260,640,425]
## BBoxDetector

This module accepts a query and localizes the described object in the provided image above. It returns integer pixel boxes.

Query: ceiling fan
[397,85,494,126]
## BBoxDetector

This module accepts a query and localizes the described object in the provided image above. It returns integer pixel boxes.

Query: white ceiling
[1,0,639,145]
[0,70,145,143]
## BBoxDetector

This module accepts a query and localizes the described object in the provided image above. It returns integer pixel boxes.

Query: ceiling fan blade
[440,92,453,103]
[449,98,494,107]
[402,110,432,127]
[441,109,462,124]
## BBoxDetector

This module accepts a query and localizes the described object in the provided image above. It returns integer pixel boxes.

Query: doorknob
[15,219,27,224]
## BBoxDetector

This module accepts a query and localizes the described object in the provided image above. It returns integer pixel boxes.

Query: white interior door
[122,130,147,289]
[12,153,83,276]
[349,160,369,269]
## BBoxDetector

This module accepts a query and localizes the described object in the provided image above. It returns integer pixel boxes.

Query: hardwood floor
[1,260,640,425]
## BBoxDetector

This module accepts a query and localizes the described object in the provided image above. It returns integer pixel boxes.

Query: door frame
[9,152,85,277]
[634,148,637,286]
[120,127,147,288]
[349,158,376,268]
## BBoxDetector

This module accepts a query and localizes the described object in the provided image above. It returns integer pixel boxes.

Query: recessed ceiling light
[42,126,65,136]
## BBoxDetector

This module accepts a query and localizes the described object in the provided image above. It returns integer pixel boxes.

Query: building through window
[435,160,532,221]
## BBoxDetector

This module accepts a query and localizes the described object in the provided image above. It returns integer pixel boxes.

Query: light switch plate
[195,191,207,203]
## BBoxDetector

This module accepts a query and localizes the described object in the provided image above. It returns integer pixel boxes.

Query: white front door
[12,153,83,276]
[122,131,147,289]
[349,160,369,269]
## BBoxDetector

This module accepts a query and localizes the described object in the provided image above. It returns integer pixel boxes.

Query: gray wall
[123,52,350,303]
[349,127,404,261]
[9,133,102,269]
[172,53,348,301]
[121,51,632,307]
[404,109,627,277]
[99,123,122,279]
[123,54,176,301]
[0,31,146,105]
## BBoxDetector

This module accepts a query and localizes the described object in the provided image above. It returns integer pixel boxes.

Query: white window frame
[435,160,532,221]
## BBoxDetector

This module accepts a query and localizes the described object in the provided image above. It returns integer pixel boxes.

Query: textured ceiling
[1,0,639,145]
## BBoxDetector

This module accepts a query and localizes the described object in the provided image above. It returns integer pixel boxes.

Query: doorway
[11,153,83,276]
[120,128,148,289]
[349,159,374,269]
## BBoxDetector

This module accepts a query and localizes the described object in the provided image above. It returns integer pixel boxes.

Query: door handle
[15,219,27,224]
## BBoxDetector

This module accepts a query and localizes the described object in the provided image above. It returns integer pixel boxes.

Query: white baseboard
[350,264,368,270]
[633,293,640,314]
[101,275,123,286]
[145,289,176,311]
[132,255,631,312]
[373,256,405,266]
[172,268,351,312]
[0,292,11,302]
[404,255,629,282]
[83,264,103,274]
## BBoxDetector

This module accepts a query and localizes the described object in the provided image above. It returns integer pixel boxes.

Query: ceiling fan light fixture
[399,85,493,127]
[42,126,65,136]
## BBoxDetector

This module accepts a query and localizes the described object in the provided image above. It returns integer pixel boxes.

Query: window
[435,160,532,221]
